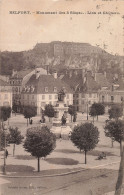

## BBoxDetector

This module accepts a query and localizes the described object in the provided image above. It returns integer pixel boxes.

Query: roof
[86,73,100,92]
[62,71,101,93]
[0,79,9,86]
[17,68,47,78]
[17,69,34,78]
[95,73,111,88]
[62,74,83,91]
[22,74,73,94]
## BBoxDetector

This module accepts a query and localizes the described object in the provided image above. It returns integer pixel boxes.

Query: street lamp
[87,101,89,120]
[3,123,8,175]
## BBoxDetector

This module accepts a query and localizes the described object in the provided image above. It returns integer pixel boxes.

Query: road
[0,165,118,195]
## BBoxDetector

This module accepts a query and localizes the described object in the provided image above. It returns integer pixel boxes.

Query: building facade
[21,73,73,115]
[0,79,12,108]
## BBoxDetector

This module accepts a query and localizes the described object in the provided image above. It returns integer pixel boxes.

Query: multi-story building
[21,72,73,115]
[0,79,12,108]
[62,70,100,112]
[98,72,124,112]
[9,68,47,112]
[9,70,23,111]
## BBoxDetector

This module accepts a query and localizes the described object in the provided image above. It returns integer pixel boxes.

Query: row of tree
[89,103,123,122]
[1,118,124,172]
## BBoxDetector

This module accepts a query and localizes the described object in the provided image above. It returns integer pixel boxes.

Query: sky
[0,0,124,55]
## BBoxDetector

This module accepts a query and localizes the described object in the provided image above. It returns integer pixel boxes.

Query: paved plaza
[0,113,122,195]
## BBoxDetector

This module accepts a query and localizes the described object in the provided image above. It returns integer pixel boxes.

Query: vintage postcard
[0,0,124,194]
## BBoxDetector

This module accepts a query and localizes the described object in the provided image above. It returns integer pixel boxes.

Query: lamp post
[3,123,8,175]
[87,100,89,121]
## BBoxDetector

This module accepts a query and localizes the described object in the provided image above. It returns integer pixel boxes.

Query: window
[89,94,92,98]
[94,94,96,98]
[67,94,69,99]
[41,102,45,107]
[42,95,45,100]
[32,102,35,106]
[121,96,123,102]
[15,87,18,92]
[67,101,69,105]
[4,94,8,99]
[102,96,105,102]
[54,87,57,92]
[55,94,58,99]
[111,96,114,102]
[45,87,48,92]
[49,101,52,104]
[32,95,34,99]
[3,101,9,106]
[49,95,52,100]
[0,94,1,99]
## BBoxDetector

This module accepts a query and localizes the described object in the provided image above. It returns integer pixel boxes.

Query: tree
[0,106,11,150]
[0,130,10,150]
[108,105,123,120]
[0,106,11,124]
[23,106,37,126]
[73,112,77,122]
[89,105,97,123]
[90,103,105,121]
[104,119,124,156]
[44,104,55,122]
[23,126,56,172]
[68,105,75,122]
[8,127,24,156]
[71,122,99,164]
[12,104,17,115]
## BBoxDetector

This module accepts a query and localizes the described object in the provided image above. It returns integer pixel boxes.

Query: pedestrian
[60,133,62,142]
[6,150,8,158]
[68,132,71,140]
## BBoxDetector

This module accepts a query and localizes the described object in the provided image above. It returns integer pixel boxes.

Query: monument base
[51,125,72,139]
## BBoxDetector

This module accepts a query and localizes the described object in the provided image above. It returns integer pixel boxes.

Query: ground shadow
[87,150,116,157]
[55,149,80,154]
[14,155,35,160]
[55,149,116,157]
[0,165,35,172]
[46,158,79,165]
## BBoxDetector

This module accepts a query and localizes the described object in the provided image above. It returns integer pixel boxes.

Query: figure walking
[6,150,8,159]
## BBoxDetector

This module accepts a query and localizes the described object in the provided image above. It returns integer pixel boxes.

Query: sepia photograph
[0,0,124,194]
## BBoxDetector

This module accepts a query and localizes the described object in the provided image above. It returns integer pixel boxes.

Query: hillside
[0,41,124,75]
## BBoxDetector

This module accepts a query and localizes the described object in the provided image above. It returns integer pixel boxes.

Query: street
[0,164,119,195]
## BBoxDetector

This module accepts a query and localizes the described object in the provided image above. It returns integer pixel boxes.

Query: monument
[50,89,72,139]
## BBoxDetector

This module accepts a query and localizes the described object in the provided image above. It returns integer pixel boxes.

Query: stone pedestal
[51,90,72,139]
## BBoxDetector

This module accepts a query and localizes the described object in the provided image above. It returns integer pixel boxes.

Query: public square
[0,112,121,195]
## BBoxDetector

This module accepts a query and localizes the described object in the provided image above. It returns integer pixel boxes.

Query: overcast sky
[0,0,124,55]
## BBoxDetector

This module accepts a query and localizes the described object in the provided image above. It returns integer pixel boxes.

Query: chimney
[82,69,85,79]
[74,70,78,76]
[12,69,17,77]
[94,73,97,81]
[35,68,40,79]
[53,71,57,79]
[104,71,106,78]
[69,71,72,78]
[46,65,49,75]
